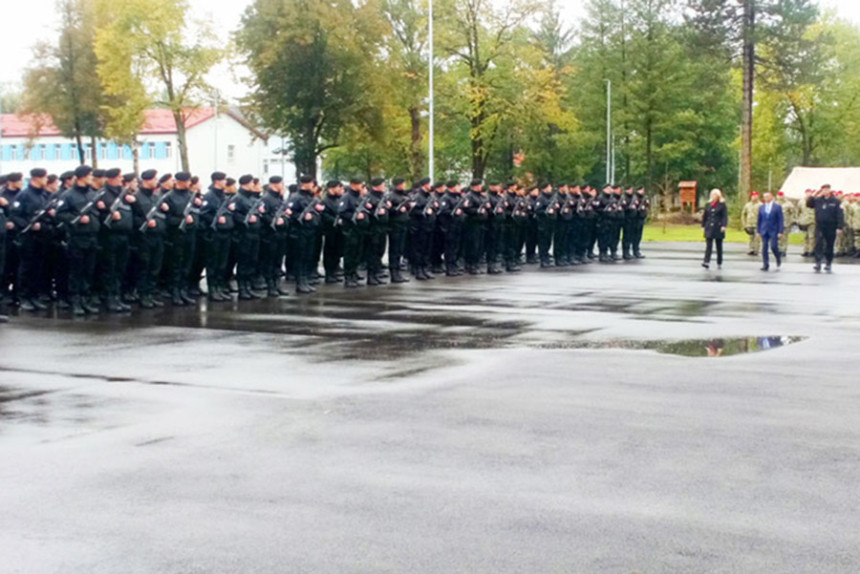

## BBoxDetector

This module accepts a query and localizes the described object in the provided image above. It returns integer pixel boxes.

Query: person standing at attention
[757,191,785,272]
[701,189,728,270]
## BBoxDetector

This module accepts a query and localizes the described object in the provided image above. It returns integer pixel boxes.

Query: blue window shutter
[1,145,10,161]
[62,144,72,160]
[122,145,132,159]
[46,144,55,160]
[155,142,167,159]
[107,142,118,160]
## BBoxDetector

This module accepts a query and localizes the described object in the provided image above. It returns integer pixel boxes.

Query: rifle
[103,190,127,229]
[71,188,109,226]
[139,190,174,233]
[210,195,235,230]
[244,195,266,226]
[270,199,288,231]
[178,191,199,232]
[21,194,62,234]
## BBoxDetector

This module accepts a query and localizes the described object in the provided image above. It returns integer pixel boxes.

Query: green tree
[236,0,384,179]
[95,0,223,172]
[22,0,105,165]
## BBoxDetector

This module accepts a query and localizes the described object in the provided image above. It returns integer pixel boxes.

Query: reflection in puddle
[564,336,806,358]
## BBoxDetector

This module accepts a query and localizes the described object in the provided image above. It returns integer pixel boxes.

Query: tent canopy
[779,167,860,200]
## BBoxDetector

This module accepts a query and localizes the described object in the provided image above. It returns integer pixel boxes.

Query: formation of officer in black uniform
[0,166,650,320]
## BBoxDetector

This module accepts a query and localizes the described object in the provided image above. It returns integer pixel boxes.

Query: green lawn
[643,224,806,245]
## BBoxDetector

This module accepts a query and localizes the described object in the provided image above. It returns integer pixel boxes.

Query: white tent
[779,167,860,200]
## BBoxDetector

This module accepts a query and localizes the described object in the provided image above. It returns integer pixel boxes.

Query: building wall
[0,114,268,180]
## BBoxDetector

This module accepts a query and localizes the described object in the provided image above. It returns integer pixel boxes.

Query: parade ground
[1,242,859,573]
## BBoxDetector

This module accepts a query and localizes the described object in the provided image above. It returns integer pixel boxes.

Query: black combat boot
[266,280,280,298]
[421,267,435,280]
[391,269,410,284]
[140,296,156,309]
[172,288,187,306]
[344,274,360,289]
[325,274,341,285]
[238,281,254,300]
[71,296,86,316]
[82,297,101,314]
[106,296,124,314]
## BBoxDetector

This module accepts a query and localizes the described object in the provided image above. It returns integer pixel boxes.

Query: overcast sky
[2,0,859,99]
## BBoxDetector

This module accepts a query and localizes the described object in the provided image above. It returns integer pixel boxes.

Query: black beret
[74,166,93,179]
[123,173,136,183]
[349,177,363,185]
[92,169,105,178]
[8,172,24,182]
[60,171,75,180]
[370,177,385,187]
[46,174,58,184]
[141,170,158,181]
[445,180,458,188]
[174,171,191,182]
[326,180,340,189]
[299,175,314,184]
[30,168,47,178]
[159,173,172,183]
[433,181,445,189]
[470,178,483,187]
[238,174,254,185]
[226,178,236,187]
[105,168,122,179]
[392,177,405,186]
[488,181,500,187]
[190,176,199,185]
[418,177,432,187]
[269,175,283,184]
[211,171,227,182]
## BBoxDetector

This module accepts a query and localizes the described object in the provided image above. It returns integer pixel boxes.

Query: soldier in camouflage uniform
[775,191,795,257]
[741,191,762,256]
[796,189,816,256]
[846,193,859,258]
[835,192,849,257]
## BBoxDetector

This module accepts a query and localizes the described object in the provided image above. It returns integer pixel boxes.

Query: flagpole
[428,0,435,181]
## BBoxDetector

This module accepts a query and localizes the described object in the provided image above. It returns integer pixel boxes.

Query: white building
[0,107,293,182]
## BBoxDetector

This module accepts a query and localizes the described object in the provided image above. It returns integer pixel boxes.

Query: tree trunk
[133,142,140,174]
[409,106,423,180]
[75,131,85,165]
[173,110,190,172]
[741,0,755,198]
[90,135,98,168]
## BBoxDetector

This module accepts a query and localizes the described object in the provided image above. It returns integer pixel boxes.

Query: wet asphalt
[1,242,859,573]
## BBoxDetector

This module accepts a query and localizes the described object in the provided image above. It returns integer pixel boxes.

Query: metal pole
[605,79,611,184]
[428,0,435,181]
[213,91,219,173]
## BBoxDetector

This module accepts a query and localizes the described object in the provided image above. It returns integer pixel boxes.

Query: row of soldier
[0,167,649,317]
[741,189,860,258]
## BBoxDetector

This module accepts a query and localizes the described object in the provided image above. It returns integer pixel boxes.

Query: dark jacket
[757,202,785,236]
[702,201,728,240]
[806,195,844,229]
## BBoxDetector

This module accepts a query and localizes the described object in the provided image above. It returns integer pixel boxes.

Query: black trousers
[166,228,194,291]
[815,226,838,265]
[17,234,46,300]
[236,230,261,283]
[632,219,645,255]
[104,234,130,297]
[407,218,428,270]
[342,223,365,277]
[704,237,723,265]
[388,222,407,270]
[554,220,570,263]
[525,219,538,260]
[323,226,342,276]
[622,219,637,255]
[3,234,20,300]
[463,221,482,266]
[68,235,98,299]
[487,221,503,267]
[258,229,282,282]
[365,225,386,276]
[537,218,555,262]
[207,231,231,291]
[442,222,462,270]
[136,234,164,298]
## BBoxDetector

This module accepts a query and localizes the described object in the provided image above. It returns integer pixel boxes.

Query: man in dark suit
[757,191,785,271]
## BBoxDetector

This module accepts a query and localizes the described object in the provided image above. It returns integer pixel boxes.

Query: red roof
[1,108,217,138]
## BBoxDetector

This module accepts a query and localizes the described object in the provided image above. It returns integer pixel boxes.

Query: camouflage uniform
[848,196,860,257]
[797,194,816,256]
[836,195,849,257]
[775,195,795,256]
[741,196,762,255]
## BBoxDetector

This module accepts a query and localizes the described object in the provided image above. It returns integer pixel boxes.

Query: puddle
[561,336,806,358]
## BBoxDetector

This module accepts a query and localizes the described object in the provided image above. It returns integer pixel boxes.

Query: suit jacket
[702,201,728,240]
[757,202,784,236]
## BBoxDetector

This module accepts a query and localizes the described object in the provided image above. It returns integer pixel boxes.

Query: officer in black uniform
[554,183,572,267]
[198,172,228,301]
[98,168,135,312]
[230,175,264,299]
[484,181,505,275]
[566,185,584,265]
[55,165,101,316]
[461,179,487,275]
[161,171,200,305]
[808,184,845,272]
[385,177,411,283]
[1,172,24,305]
[429,181,447,274]
[258,175,289,296]
[208,175,239,301]
[286,175,321,293]
[621,187,637,260]
[534,182,558,268]
[0,177,7,322]
[632,187,649,258]
[524,187,539,264]
[337,178,366,288]
[502,182,523,272]
[131,170,167,309]
[437,181,464,276]
[316,180,340,284]
[609,186,625,260]
[364,177,389,286]
[595,185,614,263]
[10,168,51,311]
[406,178,436,280]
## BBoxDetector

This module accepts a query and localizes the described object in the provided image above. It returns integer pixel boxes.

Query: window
[227,144,235,163]
[55,144,63,160]
[165,142,172,158]
[10,145,18,161]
